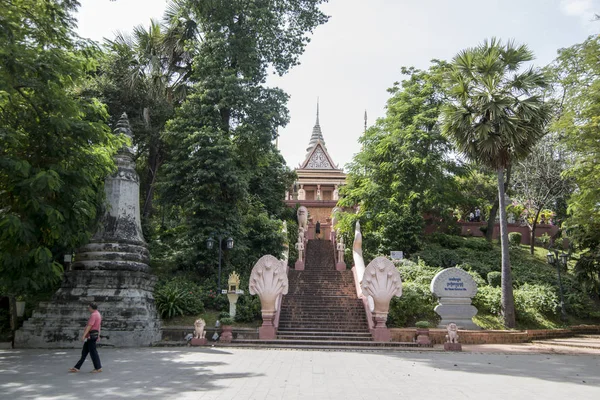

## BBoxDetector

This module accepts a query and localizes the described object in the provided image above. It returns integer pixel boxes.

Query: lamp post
[207,235,234,292]
[546,249,568,321]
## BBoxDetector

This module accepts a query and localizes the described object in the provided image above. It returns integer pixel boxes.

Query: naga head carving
[249,255,288,313]
[360,256,402,318]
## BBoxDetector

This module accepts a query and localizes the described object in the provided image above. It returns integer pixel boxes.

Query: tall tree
[339,63,464,257]
[549,35,600,298]
[0,0,121,324]
[442,38,551,328]
[158,0,325,276]
[511,136,572,254]
[90,19,192,220]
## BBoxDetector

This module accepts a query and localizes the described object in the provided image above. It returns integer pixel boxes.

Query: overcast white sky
[76,0,598,169]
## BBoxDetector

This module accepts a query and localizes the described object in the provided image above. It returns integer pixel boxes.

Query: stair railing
[351,221,374,331]
[272,262,289,333]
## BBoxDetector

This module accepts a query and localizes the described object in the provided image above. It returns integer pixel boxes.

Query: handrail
[272,263,289,332]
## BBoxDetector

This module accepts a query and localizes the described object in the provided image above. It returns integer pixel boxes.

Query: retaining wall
[390,325,600,345]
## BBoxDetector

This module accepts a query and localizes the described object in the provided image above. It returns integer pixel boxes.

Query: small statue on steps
[194,318,206,339]
[446,323,459,343]
[444,322,462,351]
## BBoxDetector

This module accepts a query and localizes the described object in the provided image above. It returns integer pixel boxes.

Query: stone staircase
[234,240,422,350]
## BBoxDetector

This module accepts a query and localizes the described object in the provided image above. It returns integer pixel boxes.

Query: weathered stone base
[444,342,462,351]
[295,260,305,270]
[416,329,432,345]
[15,270,161,348]
[371,327,391,342]
[191,338,208,346]
[258,325,276,340]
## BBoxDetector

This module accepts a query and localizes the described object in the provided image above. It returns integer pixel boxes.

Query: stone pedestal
[191,338,207,346]
[15,114,161,348]
[259,311,277,340]
[335,261,346,271]
[227,293,239,318]
[416,329,431,345]
[444,342,462,351]
[295,259,305,271]
[371,315,391,342]
[430,267,479,330]
[220,327,233,343]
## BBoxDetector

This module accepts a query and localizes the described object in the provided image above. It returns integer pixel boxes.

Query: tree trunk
[497,167,516,328]
[486,166,511,242]
[485,200,498,242]
[529,208,542,255]
[8,296,17,347]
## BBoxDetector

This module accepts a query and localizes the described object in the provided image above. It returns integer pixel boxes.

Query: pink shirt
[87,310,102,337]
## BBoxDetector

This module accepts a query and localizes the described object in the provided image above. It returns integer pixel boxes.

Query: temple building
[285,104,346,239]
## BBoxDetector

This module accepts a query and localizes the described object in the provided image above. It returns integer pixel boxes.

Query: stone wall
[457,222,560,245]
[390,325,600,345]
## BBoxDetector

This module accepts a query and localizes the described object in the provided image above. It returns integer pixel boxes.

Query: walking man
[475,207,481,222]
[69,302,102,373]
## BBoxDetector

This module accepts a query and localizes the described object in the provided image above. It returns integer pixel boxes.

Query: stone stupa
[15,113,162,348]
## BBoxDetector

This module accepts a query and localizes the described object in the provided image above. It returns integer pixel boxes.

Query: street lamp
[546,249,568,321]
[206,235,234,291]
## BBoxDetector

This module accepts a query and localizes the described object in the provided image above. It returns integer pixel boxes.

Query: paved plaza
[0,346,599,400]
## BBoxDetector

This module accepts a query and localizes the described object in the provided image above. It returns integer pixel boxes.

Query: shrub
[387,282,439,327]
[220,317,235,326]
[234,295,262,323]
[154,278,204,319]
[415,321,430,328]
[514,284,558,316]
[487,271,502,288]
[473,285,502,315]
[508,232,522,247]
[155,286,187,319]
[202,290,229,311]
[538,232,551,248]
[219,311,231,319]
[429,233,463,249]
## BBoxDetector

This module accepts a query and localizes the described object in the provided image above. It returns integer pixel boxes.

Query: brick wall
[390,325,600,345]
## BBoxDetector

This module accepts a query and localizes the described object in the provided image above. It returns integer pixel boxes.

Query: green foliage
[487,271,502,288]
[387,259,440,327]
[338,63,464,257]
[550,36,600,295]
[234,295,262,323]
[220,317,235,326]
[415,321,430,328]
[509,232,522,247]
[0,0,122,295]
[153,0,318,281]
[154,277,204,319]
[218,311,231,320]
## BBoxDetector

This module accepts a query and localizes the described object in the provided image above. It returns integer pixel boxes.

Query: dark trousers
[74,337,101,370]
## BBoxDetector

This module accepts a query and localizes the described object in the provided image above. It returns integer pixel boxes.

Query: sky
[76,0,598,169]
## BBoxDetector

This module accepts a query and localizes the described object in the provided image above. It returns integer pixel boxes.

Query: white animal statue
[194,318,206,339]
[446,323,459,343]
[297,206,308,233]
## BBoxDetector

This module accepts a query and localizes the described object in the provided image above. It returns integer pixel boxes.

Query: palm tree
[106,19,192,218]
[442,38,551,328]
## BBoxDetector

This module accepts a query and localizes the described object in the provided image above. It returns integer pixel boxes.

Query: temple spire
[316,97,320,125]
[306,98,326,155]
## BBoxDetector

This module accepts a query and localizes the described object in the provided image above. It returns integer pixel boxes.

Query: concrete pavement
[0,347,599,399]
